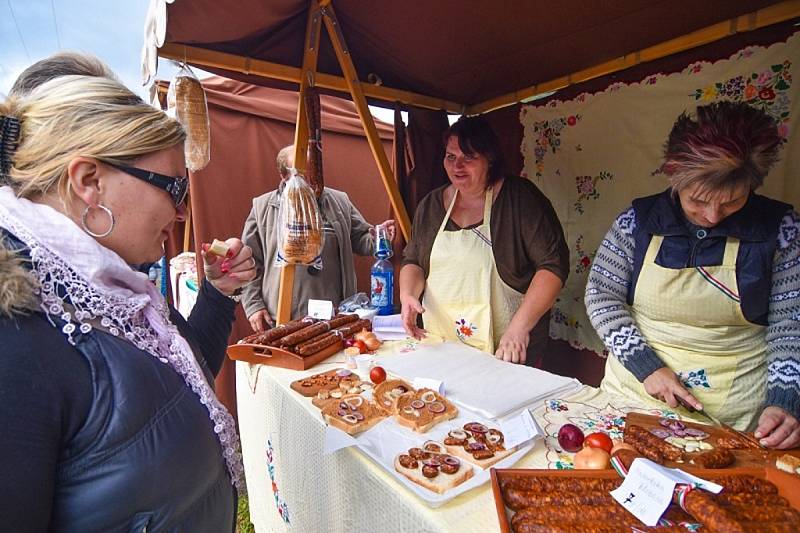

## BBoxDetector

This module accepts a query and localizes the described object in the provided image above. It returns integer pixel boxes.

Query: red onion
[557,423,585,453]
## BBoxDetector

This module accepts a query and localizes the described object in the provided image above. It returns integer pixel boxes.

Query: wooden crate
[226,339,343,370]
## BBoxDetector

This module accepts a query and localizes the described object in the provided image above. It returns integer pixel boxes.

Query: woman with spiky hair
[585,102,800,448]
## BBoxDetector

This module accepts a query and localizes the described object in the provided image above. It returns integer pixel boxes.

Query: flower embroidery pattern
[574,235,596,274]
[551,304,581,331]
[554,454,574,470]
[266,438,290,524]
[691,61,792,137]
[678,369,711,389]
[684,62,705,75]
[530,114,582,177]
[454,318,478,342]
[543,399,679,468]
[574,171,614,214]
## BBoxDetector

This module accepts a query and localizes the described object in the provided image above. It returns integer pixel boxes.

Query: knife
[676,396,763,448]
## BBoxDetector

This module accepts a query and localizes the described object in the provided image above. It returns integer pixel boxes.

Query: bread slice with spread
[321,394,385,435]
[393,441,473,494]
[443,422,515,468]
[394,388,458,433]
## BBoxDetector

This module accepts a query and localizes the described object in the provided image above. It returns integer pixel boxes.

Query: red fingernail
[201,242,210,252]
[221,259,230,270]
[225,249,234,259]
[221,266,230,274]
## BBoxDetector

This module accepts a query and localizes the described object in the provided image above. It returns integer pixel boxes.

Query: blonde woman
[0,72,254,531]
[586,102,799,448]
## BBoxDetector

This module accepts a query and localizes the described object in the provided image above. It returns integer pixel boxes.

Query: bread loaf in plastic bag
[275,170,324,268]
[167,65,210,171]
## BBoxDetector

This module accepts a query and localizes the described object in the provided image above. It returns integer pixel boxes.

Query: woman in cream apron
[421,186,522,353]
[593,102,800,446]
[399,116,567,366]
[601,234,766,430]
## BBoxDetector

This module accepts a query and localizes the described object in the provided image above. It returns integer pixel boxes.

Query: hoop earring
[81,204,115,238]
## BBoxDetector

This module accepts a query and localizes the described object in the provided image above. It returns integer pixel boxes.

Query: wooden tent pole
[182,193,192,252]
[320,3,412,242]
[157,42,463,114]
[466,0,800,115]
[276,0,324,325]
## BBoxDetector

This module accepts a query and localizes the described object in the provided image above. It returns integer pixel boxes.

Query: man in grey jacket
[241,145,395,331]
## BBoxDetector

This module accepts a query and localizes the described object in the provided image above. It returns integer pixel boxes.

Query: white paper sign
[412,377,445,395]
[499,409,541,449]
[308,299,334,320]
[372,313,409,340]
[611,460,675,526]
[610,459,722,526]
[323,425,359,455]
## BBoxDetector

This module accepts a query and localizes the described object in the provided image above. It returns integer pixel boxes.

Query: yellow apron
[423,187,523,353]
[601,235,767,430]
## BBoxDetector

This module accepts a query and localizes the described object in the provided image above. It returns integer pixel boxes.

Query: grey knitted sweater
[585,207,800,417]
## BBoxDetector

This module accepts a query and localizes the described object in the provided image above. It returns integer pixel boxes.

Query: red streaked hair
[663,101,783,195]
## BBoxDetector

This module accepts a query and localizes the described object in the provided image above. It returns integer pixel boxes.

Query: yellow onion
[573,446,611,469]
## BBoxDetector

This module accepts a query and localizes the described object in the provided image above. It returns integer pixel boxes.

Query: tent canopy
[146,0,787,113]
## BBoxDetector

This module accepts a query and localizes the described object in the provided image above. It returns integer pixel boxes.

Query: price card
[610,459,722,526]
[307,299,334,320]
[499,409,542,449]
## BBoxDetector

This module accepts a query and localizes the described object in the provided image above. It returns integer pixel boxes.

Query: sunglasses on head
[107,163,189,207]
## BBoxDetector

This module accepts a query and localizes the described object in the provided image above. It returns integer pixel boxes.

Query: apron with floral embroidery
[423,187,523,353]
[601,235,767,430]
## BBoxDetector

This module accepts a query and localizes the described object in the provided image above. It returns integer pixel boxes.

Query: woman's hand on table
[400,295,427,340]
[643,367,703,411]
[202,238,257,296]
[755,406,800,449]
[495,324,529,364]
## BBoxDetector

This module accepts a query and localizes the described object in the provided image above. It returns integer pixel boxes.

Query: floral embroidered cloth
[520,32,799,355]
[530,386,679,469]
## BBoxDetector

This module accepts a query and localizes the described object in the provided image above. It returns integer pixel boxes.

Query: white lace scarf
[0,187,244,493]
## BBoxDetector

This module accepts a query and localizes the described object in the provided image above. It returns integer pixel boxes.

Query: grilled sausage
[704,475,778,494]
[241,318,314,345]
[503,488,614,511]
[501,476,621,493]
[279,314,358,347]
[681,490,746,533]
[691,448,735,469]
[295,333,341,356]
[626,424,683,461]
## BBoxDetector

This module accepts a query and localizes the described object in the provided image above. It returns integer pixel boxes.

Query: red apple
[370,366,387,384]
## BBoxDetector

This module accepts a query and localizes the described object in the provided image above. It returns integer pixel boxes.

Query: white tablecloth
[236,344,626,532]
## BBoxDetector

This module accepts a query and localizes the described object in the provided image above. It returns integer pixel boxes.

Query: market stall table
[234,340,691,532]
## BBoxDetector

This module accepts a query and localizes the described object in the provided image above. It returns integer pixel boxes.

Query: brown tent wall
[167,77,393,418]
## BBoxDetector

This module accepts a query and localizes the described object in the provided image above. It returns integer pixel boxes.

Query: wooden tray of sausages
[490,466,800,533]
[226,314,371,371]
[624,412,800,470]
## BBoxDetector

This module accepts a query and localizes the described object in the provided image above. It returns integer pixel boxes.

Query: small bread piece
[393,450,473,494]
[207,238,230,257]
[776,453,800,474]
[321,394,385,435]
[290,368,356,398]
[443,422,516,469]
[373,379,414,415]
[395,388,458,433]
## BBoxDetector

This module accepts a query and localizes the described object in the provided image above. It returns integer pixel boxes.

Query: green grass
[236,496,255,533]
